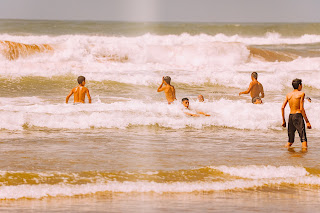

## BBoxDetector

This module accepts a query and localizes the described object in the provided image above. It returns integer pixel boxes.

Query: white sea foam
[1,175,320,199]
[0,98,318,131]
[213,165,309,179]
[0,34,320,90]
[0,166,318,199]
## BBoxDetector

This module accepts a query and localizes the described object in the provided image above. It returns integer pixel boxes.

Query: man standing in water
[157,76,176,104]
[239,72,264,103]
[281,79,311,149]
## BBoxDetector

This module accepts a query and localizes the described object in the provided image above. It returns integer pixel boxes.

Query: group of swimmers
[157,76,210,117]
[66,72,312,149]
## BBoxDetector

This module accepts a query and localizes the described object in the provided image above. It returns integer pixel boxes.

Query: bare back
[164,85,176,103]
[250,81,264,98]
[73,86,89,103]
[287,90,304,114]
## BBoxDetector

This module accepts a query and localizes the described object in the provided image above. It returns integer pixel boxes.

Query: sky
[0,0,320,23]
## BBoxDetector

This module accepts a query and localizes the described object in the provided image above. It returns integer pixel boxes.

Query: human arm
[184,112,200,117]
[260,84,265,98]
[239,82,253,96]
[173,86,177,100]
[66,89,74,103]
[157,77,166,92]
[300,93,311,129]
[281,95,288,127]
[86,88,92,104]
[196,111,210,116]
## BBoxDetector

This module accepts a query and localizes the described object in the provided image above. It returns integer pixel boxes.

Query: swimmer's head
[253,97,262,104]
[182,98,189,108]
[198,95,204,102]
[163,76,171,85]
[77,76,86,85]
[292,78,302,90]
[251,72,258,80]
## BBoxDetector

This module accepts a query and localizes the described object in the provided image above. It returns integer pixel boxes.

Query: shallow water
[0,20,319,212]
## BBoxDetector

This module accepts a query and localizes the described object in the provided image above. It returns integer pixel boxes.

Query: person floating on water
[281,78,311,149]
[66,76,92,104]
[181,98,210,117]
[252,97,263,104]
[157,76,176,104]
[239,72,264,103]
[198,95,204,102]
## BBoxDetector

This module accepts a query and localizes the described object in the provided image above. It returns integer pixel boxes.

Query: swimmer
[198,95,204,102]
[239,72,264,103]
[66,76,92,104]
[182,98,210,117]
[157,76,176,104]
[281,78,311,149]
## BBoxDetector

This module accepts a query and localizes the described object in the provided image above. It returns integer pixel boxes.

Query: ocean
[0,20,319,212]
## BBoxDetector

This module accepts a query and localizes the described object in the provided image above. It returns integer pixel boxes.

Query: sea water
[0,20,320,212]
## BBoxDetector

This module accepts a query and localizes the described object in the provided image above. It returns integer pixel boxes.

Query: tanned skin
[66,80,92,104]
[239,76,264,99]
[157,77,176,104]
[281,83,311,149]
[198,95,204,102]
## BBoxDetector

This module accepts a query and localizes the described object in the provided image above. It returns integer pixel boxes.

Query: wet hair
[252,97,261,103]
[292,78,302,89]
[163,76,171,84]
[182,98,189,102]
[77,76,85,84]
[251,72,258,80]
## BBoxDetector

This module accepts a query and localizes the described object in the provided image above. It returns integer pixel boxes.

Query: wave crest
[1,166,319,199]
[0,40,53,60]
[248,47,297,62]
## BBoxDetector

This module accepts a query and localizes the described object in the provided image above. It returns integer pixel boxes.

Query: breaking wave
[1,165,319,199]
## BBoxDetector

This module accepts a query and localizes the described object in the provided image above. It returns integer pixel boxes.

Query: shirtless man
[157,76,176,104]
[239,72,264,103]
[281,79,311,148]
[66,76,92,104]
[182,98,210,117]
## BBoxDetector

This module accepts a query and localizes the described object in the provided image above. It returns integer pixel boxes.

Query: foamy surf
[0,98,317,131]
[0,166,319,199]
[212,165,309,179]
[1,21,320,213]
[0,33,320,91]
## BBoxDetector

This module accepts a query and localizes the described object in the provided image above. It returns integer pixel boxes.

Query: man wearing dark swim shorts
[281,79,311,149]
[288,113,307,143]
[239,72,264,103]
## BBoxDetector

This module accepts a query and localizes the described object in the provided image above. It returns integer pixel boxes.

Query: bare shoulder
[298,91,305,98]
[286,91,293,99]
[165,85,174,91]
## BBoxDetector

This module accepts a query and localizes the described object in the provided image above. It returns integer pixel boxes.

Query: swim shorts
[252,97,260,103]
[288,113,307,143]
